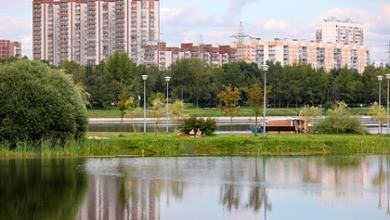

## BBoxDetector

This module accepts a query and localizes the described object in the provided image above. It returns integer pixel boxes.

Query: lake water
[2,155,390,220]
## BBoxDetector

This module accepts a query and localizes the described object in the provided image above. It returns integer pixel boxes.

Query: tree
[301,106,321,136]
[170,100,188,137]
[126,96,140,135]
[151,93,166,137]
[243,84,268,136]
[217,85,242,135]
[335,65,355,102]
[0,59,88,146]
[327,101,348,137]
[369,102,387,136]
[105,51,136,89]
[118,90,130,136]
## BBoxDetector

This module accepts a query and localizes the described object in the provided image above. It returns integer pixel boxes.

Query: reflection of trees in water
[0,159,88,220]
[219,157,242,211]
[246,157,271,215]
[219,157,272,216]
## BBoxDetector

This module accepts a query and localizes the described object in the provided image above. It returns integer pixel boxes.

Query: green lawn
[87,104,371,118]
[87,133,389,156]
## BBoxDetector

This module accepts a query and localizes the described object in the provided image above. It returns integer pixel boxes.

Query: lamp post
[262,64,269,138]
[142,75,148,134]
[165,76,171,133]
[378,75,383,134]
[386,74,390,135]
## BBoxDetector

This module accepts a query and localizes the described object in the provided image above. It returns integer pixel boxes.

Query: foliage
[301,106,321,135]
[0,158,88,220]
[217,85,243,135]
[126,97,141,135]
[243,84,264,136]
[151,93,166,137]
[369,102,387,136]
[312,101,367,135]
[0,59,88,146]
[181,116,218,136]
[170,100,188,137]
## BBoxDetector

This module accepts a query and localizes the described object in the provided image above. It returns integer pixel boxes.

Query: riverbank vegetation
[1,134,389,158]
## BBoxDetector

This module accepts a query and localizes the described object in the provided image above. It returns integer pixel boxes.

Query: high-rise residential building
[144,41,237,69]
[0,40,22,59]
[237,38,370,74]
[32,0,160,66]
[316,17,364,46]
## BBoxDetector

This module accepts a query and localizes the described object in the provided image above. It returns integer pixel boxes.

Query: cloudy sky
[1,0,389,61]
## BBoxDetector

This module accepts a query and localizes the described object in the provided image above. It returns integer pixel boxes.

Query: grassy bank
[1,134,388,158]
[109,133,390,156]
[87,105,371,118]
[0,139,119,158]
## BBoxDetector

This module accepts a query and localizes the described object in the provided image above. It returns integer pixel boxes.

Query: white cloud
[222,0,262,23]
[262,19,291,32]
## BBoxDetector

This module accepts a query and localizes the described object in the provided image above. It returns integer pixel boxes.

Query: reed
[0,138,119,158]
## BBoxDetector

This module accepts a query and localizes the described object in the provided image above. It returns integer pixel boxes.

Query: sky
[0,0,389,61]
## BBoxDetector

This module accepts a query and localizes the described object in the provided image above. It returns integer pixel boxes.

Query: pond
[1,155,390,220]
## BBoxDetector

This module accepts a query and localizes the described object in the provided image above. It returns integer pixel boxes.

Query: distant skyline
[0,0,389,61]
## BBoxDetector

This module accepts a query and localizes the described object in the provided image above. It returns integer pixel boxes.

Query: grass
[0,138,120,158]
[88,133,390,157]
[2,133,387,158]
[87,104,372,118]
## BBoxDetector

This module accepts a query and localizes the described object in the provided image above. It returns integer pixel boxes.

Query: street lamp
[262,64,269,138]
[165,76,171,133]
[378,75,383,134]
[386,74,390,135]
[142,75,148,134]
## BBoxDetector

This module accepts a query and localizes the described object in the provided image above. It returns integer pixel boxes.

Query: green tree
[170,100,188,137]
[0,59,88,146]
[151,94,166,137]
[126,96,140,135]
[244,84,265,136]
[217,85,242,135]
[335,65,355,102]
[106,51,136,89]
[327,101,348,137]
[301,106,321,136]
[369,102,387,136]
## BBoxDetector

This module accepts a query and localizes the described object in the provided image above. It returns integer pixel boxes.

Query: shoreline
[2,134,389,158]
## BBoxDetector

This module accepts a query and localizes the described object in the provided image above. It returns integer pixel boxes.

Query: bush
[181,116,218,136]
[0,59,88,146]
[311,105,367,135]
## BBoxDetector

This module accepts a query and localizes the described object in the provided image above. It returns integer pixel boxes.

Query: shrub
[0,59,88,146]
[311,102,367,134]
[181,116,218,136]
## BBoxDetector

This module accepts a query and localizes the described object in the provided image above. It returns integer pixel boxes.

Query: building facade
[316,17,364,46]
[32,0,160,66]
[237,38,370,74]
[0,40,22,59]
[144,41,238,69]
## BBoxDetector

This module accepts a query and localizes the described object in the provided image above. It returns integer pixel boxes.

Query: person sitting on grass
[196,129,202,137]
[189,129,195,137]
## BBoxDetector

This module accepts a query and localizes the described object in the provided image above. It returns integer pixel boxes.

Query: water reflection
[0,159,88,220]
[3,156,390,219]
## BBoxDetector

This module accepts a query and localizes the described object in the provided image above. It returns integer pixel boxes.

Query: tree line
[2,53,389,109]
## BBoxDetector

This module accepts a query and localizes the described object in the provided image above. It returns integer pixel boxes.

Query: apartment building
[144,41,238,69]
[237,38,370,74]
[316,17,364,46]
[0,40,22,59]
[32,0,159,66]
